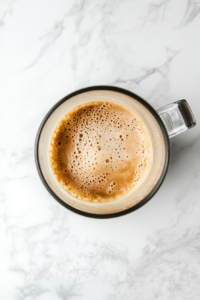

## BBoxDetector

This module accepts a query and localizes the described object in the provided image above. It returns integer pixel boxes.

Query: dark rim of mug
[35,85,170,219]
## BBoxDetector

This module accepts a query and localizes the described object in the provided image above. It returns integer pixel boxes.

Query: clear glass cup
[35,86,196,218]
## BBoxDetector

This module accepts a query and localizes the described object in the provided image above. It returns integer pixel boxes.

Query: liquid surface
[49,102,152,202]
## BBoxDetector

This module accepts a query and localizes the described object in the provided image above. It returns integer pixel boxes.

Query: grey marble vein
[179,0,200,27]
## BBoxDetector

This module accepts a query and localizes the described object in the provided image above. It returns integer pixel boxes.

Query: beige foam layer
[49,101,152,202]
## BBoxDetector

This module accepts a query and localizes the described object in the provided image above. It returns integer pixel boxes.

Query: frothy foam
[49,101,152,202]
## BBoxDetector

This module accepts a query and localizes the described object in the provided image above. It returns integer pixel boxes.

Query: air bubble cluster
[49,101,151,202]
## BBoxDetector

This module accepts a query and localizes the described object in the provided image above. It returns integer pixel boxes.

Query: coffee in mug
[35,87,196,217]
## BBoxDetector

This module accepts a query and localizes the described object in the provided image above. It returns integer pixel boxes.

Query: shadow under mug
[35,86,196,218]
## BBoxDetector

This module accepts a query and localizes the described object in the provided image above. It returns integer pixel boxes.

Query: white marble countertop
[1,0,200,299]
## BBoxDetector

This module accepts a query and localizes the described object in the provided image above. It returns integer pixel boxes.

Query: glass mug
[35,86,196,218]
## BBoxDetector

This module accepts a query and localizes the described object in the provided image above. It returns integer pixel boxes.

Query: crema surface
[49,102,152,202]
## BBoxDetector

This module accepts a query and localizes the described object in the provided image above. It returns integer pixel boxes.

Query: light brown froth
[49,101,152,202]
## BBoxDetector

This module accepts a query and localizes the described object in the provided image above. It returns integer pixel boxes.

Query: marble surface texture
[1,0,200,299]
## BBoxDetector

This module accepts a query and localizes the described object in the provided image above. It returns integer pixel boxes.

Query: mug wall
[37,89,168,215]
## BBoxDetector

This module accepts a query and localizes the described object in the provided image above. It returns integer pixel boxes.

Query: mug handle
[156,100,196,138]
